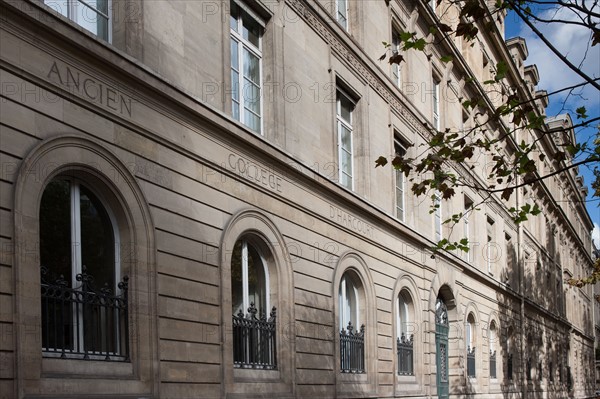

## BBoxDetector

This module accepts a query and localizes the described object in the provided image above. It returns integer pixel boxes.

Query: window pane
[76,1,100,36]
[244,111,261,132]
[341,150,352,177]
[231,70,240,104]
[341,126,351,150]
[341,172,351,189]
[243,48,260,85]
[345,277,358,327]
[230,2,239,32]
[40,179,72,285]
[80,184,115,290]
[247,243,266,315]
[337,13,347,29]
[242,78,260,113]
[337,0,347,28]
[338,95,353,123]
[338,282,345,327]
[45,0,68,17]
[96,14,109,41]
[242,12,261,48]
[230,39,239,71]
[231,240,244,315]
[232,99,240,121]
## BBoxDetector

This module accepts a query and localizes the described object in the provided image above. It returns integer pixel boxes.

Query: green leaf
[389,53,404,64]
[375,156,388,167]
[438,23,453,33]
[576,106,588,119]
[400,31,414,42]
[440,55,453,63]
[592,32,600,47]
[413,38,427,51]
[494,61,508,81]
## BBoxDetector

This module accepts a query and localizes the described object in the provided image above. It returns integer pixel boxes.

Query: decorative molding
[285,0,429,140]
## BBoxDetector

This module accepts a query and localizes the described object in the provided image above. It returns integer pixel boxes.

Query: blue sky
[504,9,600,248]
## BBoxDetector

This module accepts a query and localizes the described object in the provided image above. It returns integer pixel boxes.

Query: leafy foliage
[377,0,600,284]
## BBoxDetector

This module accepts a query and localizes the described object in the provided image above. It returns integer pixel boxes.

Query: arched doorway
[436,295,449,399]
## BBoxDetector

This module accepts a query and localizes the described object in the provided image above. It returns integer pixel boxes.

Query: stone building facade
[0,0,596,398]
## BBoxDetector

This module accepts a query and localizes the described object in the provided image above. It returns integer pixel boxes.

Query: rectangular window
[336,0,349,30]
[231,1,264,133]
[487,217,495,274]
[392,28,401,87]
[394,136,408,221]
[337,89,355,190]
[44,0,110,41]
[464,197,473,262]
[434,191,442,242]
[432,78,440,130]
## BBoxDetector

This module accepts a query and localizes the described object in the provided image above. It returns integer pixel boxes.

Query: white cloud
[517,7,600,112]
[593,223,600,249]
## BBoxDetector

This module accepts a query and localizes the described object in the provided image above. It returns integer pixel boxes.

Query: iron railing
[340,322,365,373]
[490,350,497,379]
[232,303,277,369]
[397,332,414,375]
[507,354,513,380]
[467,346,476,377]
[40,265,129,360]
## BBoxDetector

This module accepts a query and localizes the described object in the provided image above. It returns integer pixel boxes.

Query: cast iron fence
[340,322,365,373]
[397,332,414,375]
[490,350,497,379]
[232,303,277,369]
[467,346,476,377]
[40,265,129,360]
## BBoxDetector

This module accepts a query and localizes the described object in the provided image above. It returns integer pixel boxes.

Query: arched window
[40,178,128,360]
[231,239,269,316]
[339,273,359,329]
[231,238,276,369]
[507,326,514,381]
[339,271,364,373]
[489,322,497,379]
[397,291,414,375]
[466,314,476,377]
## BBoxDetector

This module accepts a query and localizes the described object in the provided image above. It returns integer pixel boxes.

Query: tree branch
[507,0,600,91]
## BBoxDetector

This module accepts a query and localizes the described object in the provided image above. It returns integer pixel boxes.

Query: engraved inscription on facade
[46,60,133,117]
[329,205,374,238]
[227,153,283,193]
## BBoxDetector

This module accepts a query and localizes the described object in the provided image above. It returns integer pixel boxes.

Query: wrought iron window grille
[40,265,129,361]
[340,322,365,373]
[232,302,277,369]
[397,332,414,375]
[490,350,497,379]
[467,346,476,377]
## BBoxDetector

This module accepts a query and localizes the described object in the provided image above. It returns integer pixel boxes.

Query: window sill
[340,371,368,383]
[234,367,281,383]
[397,374,417,383]
[42,357,134,378]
